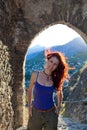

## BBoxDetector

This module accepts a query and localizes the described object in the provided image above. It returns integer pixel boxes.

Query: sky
[29,24,81,48]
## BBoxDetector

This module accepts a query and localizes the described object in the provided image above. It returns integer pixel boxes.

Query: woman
[27,50,71,130]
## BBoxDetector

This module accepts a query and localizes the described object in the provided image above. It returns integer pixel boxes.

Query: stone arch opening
[23,22,87,127]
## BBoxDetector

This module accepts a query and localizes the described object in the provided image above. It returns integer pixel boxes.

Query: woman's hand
[55,105,61,116]
[57,106,61,115]
[28,104,32,117]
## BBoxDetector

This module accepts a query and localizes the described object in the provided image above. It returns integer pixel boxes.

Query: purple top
[32,81,54,110]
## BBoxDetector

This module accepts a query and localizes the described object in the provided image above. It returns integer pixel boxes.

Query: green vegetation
[81,120,87,124]
[60,103,71,118]
[84,88,87,93]
[25,51,45,87]
[74,52,87,60]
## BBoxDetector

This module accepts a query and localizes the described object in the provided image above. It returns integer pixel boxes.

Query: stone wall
[0,0,87,129]
[0,41,14,130]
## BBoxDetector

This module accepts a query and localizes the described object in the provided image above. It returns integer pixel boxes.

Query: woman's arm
[56,90,63,115]
[28,71,37,116]
[57,90,63,108]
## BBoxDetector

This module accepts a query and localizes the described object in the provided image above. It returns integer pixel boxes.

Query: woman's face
[46,56,59,72]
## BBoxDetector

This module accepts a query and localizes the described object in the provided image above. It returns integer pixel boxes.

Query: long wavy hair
[45,50,72,91]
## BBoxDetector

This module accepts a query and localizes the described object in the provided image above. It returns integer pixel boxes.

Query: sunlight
[29,24,80,48]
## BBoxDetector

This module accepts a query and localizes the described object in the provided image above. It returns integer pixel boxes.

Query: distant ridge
[26,37,87,59]
[27,45,45,54]
[51,37,87,57]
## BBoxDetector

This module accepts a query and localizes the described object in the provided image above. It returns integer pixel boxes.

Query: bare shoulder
[31,71,39,80]
[29,71,39,88]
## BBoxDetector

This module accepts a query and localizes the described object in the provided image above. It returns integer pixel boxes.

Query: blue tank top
[32,81,55,110]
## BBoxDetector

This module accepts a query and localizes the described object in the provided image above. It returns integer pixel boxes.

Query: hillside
[66,61,87,101]
[63,61,87,122]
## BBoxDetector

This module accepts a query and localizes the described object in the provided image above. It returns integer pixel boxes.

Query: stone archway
[0,0,87,129]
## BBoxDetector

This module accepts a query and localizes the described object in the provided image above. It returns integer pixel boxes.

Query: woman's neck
[44,69,51,76]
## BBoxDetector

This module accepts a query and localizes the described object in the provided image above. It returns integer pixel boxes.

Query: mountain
[27,45,45,54]
[26,45,45,60]
[51,37,87,57]
[26,37,87,60]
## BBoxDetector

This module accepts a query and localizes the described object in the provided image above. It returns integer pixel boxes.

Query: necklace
[43,70,51,81]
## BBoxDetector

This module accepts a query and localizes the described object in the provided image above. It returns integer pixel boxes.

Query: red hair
[45,50,72,91]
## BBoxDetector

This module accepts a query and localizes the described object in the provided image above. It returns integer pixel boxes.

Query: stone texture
[0,41,14,130]
[0,0,87,129]
[63,62,87,122]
